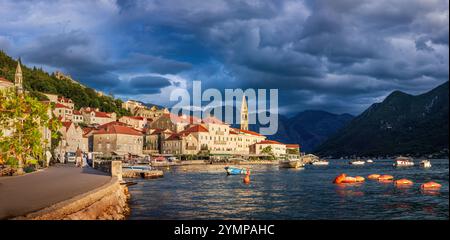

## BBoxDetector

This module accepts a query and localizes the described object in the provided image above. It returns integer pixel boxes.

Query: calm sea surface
[128,159,449,220]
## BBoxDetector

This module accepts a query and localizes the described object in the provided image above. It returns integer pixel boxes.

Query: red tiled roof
[97,121,128,129]
[58,96,72,103]
[236,128,263,136]
[62,121,73,129]
[73,110,82,115]
[94,111,111,118]
[285,144,300,148]
[149,128,172,135]
[256,140,284,145]
[94,125,143,136]
[54,103,70,109]
[122,116,145,121]
[165,133,181,141]
[0,77,13,88]
[180,125,209,134]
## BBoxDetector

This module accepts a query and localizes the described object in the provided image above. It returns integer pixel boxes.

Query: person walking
[45,150,52,168]
[75,147,82,167]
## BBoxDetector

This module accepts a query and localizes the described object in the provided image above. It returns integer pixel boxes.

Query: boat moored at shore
[311,160,329,166]
[349,160,365,165]
[420,160,432,168]
[393,156,414,167]
[224,166,247,175]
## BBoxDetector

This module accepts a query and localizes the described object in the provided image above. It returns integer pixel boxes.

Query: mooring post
[111,160,123,181]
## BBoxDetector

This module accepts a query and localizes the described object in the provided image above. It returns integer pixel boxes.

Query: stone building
[53,103,73,121]
[250,140,287,157]
[57,121,88,156]
[118,116,148,130]
[93,123,143,156]
[80,107,117,126]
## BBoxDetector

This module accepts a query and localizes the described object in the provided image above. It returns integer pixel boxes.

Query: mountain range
[315,81,449,158]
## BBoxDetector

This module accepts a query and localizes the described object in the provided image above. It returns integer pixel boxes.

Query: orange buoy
[355,176,365,182]
[333,173,347,184]
[378,175,394,181]
[421,181,441,190]
[243,168,250,184]
[394,179,413,185]
[368,174,381,180]
[341,176,357,183]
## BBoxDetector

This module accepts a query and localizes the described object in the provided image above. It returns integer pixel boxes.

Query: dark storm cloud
[113,75,172,95]
[1,0,448,114]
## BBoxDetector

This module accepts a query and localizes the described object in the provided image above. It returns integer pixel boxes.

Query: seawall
[14,177,130,220]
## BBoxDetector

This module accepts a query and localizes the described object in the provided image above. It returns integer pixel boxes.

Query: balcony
[214,140,227,145]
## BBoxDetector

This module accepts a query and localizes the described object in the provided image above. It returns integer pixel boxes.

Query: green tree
[0,88,60,173]
[261,146,275,160]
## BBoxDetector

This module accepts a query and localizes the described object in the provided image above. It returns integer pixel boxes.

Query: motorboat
[279,159,304,169]
[420,160,431,168]
[366,159,374,163]
[349,160,365,165]
[311,160,329,166]
[393,156,414,167]
[224,166,247,175]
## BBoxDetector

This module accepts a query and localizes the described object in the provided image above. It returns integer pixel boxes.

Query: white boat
[349,160,365,165]
[312,160,329,166]
[279,159,305,169]
[393,156,414,167]
[420,160,431,168]
[366,159,374,163]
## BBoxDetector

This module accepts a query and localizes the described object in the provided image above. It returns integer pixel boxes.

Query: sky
[0,0,448,115]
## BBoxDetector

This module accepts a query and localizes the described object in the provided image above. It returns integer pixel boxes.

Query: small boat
[366,159,374,163]
[393,156,414,167]
[312,160,329,166]
[420,160,431,168]
[123,165,153,171]
[349,160,365,165]
[224,166,247,175]
[279,159,304,169]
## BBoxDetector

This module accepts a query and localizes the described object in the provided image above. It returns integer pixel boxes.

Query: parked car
[168,156,178,162]
[65,152,76,163]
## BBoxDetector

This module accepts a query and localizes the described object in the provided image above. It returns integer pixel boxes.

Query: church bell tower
[240,94,248,130]
[15,60,23,94]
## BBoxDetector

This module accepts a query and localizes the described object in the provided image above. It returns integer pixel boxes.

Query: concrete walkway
[0,164,111,219]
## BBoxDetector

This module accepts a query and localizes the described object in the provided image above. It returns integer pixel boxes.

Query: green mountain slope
[315,81,449,157]
[0,50,130,116]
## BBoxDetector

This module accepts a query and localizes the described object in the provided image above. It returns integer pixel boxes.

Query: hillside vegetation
[0,50,130,116]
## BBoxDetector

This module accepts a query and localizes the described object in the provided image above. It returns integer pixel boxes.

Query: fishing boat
[420,160,431,168]
[279,159,304,168]
[393,156,414,167]
[349,160,365,165]
[311,160,329,166]
[224,166,247,175]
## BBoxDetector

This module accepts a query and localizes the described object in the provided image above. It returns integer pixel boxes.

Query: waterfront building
[250,140,287,157]
[144,128,173,154]
[92,123,144,156]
